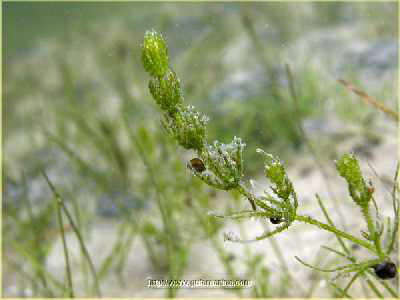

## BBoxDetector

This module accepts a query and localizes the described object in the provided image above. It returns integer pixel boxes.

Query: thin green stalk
[55,196,74,297]
[98,221,138,285]
[22,173,53,295]
[360,279,371,297]
[69,192,90,295]
[322,246,350,260]
[365,277,384,298]
[115,224,138,275]
[295,215,376,254]
[42,172,102,297]
[316,195,351,256]
[360,204,385,260]
[344,271,362,294]
[24,194,53,296]
[330,282,353,298]
[371,274,398,297]
[59,194,102,297]
[141,234,163,271]
[98,223,128,282]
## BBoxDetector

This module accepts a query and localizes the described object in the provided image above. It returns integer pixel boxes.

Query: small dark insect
[190,158,206,172]
[372,261,397,280]
[270,217,282,224]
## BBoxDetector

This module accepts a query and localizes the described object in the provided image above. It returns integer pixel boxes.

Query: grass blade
[42,172,102,297]
[54,193,74,297]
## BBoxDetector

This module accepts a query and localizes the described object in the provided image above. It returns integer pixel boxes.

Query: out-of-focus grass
[3,1,398,297]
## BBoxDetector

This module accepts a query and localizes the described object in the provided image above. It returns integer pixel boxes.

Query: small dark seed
[373,261,397,280]
[270,217,282,224]
[190,158,206,172]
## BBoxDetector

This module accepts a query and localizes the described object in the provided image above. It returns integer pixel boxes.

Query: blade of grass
[365,276,384,298]
[97,223,128,282]
[24,193,53,295]
[360,279,371,297]
[67,188,90,295]
[330,281,353,298]
[343,271,362,295]
[42,172,102,297]
[54,193,74,297]
[371,275,398,298]
[114,223,139,275]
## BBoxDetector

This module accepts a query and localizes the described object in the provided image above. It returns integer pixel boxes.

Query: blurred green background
[3,1,398,298]
[4,2,149,60]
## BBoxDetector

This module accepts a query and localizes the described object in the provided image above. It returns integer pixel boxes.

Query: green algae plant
[142,30,399,296]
